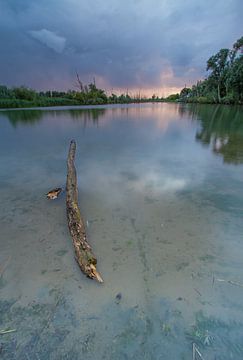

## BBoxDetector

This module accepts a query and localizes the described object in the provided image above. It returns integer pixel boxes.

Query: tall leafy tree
[206,48,230,102]
[227,56,243,101]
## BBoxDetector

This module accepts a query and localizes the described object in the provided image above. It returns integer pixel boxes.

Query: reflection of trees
[3,110,43,127]
[178,103,189,117]
[2,107,106,128]
[187,104,243,164]
[67,108,106,127]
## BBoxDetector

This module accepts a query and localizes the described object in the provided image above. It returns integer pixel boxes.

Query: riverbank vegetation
[179,36,243,105]
[0,81,162,109]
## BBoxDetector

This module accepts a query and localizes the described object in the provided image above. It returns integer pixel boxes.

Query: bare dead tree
[75,71,83,92]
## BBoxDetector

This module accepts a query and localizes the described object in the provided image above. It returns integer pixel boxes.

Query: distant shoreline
[0,100,241,112]
[0,101,163,111]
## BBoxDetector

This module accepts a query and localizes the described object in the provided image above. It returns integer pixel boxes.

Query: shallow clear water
[0,103,243,359]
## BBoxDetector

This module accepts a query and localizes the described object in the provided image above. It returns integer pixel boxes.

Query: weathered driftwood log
[66,140,103,283]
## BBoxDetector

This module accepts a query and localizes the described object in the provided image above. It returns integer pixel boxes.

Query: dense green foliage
[165,93,180,101]
[0,85,81,108]
[0,81,164,109]
[179,36,243,104]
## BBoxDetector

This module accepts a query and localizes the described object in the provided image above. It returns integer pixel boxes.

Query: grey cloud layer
[29,29,66,54]
[0,0,242,91]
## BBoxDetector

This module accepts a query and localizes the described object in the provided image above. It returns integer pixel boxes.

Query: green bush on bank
[0,99,32,108]
[186,96,214,104]
[165,93,180,101]
[220,93,235,105]
[0,97,80,109]
[185,94,242,105]
[35,97,79,107]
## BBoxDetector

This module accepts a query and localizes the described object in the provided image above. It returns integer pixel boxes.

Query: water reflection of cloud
[129,170,187,194]
[79,160,188,205]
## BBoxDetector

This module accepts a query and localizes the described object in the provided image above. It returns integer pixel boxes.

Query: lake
[0,103,243,360]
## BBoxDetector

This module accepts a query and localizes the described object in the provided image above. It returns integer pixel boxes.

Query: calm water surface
[0,103,243,359]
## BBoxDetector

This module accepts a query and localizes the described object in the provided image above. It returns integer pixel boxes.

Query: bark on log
[66,140,103,283]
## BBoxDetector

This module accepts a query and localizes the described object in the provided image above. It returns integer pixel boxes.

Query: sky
[0,0,242,96]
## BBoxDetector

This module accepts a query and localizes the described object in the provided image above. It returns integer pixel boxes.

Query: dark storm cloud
[0,0,242,92]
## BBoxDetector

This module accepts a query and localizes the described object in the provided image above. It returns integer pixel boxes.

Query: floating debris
[115,293,122,304]
[0,329,16,335]
[46,187,62,200]
[192,343,206,360]
[213,275,243,288]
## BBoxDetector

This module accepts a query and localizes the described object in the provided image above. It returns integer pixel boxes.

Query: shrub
[221,93,235,105]
[197,96,214,104]
[12,86,37,101]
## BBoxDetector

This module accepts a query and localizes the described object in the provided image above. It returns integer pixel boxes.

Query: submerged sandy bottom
[1,104,243,359]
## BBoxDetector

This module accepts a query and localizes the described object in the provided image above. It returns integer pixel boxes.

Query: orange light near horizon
[105,86,183,98]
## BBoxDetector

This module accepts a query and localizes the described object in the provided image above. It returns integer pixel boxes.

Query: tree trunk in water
[217,83,221,103]
[66,140,103,283]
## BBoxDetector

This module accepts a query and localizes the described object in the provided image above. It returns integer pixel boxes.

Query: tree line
[179,36,243,104]
[0,77,162,109]
[1,35,242,108]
